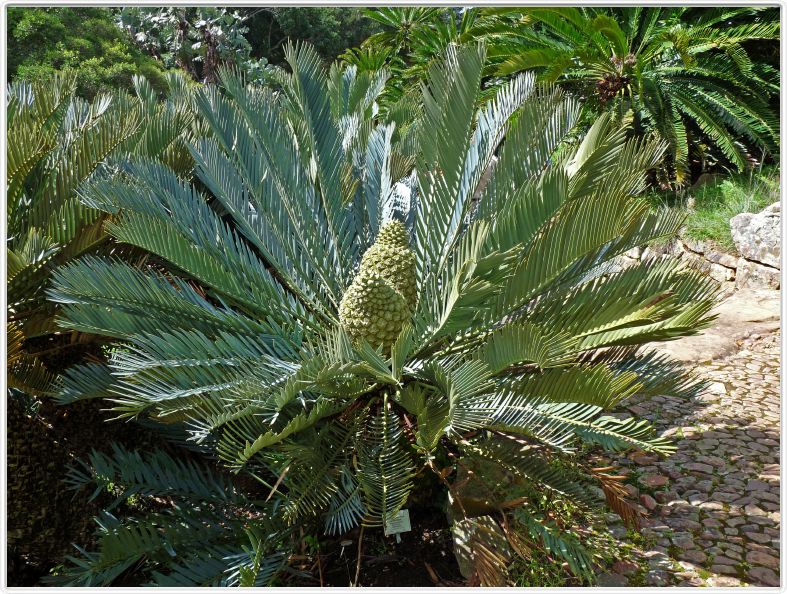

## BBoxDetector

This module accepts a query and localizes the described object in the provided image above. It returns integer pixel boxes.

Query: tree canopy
[7,7,169,98]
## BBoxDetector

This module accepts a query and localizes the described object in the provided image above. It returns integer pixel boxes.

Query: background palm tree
[484,6,780,184]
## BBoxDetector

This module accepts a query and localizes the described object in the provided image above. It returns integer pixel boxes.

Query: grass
[646,166,779,253]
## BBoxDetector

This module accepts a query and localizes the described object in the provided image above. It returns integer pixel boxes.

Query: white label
[384,509,411,536]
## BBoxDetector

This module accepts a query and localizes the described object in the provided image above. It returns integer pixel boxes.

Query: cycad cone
[339,221,417,349]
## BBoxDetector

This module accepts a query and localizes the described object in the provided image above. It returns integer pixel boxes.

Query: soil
[296,507,463,587]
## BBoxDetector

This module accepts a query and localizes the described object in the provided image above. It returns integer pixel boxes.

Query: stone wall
[618,202,781,296]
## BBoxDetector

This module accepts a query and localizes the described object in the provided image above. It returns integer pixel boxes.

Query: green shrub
[8,7,169,98]
[684,168,779,251]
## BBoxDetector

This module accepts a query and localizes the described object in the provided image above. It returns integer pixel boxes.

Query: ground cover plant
[44,43,719,586]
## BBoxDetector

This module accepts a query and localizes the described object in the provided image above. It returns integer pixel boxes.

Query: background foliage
[244,7,381,65]
[7,8,169,99]
[342,7,780,185]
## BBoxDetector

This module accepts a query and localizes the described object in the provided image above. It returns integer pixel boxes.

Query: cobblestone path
[599,331,781,587]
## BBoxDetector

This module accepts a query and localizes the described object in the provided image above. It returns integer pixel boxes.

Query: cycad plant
[51,44,718,586]
[7,72,202,576]
[7,71,199,399]
[486,6,780,183]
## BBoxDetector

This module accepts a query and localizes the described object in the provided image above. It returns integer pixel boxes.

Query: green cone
[339,221,417,348]
[359,221,417,310]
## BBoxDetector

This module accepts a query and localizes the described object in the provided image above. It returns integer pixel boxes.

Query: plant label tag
[384,509,411,540]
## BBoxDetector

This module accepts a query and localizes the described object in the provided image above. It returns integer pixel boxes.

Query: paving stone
[678,549,707,564]
[744,504,768,516]
[710,566,740,577]
[597,572,629,587]
[744,531,772,544]
[603,329,780,587]
[710,555,737,566]
[707,576,743,587]
[645,570,671,586]
[746,479,773,491]
[611,560,639,576]
[684,462,715,475]
[748,566,780,587]
[746,550,779,569]
[639,474,669,488]
[639,494,657,510]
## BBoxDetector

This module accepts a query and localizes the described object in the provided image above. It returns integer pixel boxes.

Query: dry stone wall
[619,202,781,295]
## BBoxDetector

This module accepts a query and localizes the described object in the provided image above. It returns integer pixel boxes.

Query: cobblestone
[603,331,780,587]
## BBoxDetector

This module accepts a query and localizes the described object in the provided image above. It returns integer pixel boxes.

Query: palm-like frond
[6,72,199,399]
[48,444,292,587]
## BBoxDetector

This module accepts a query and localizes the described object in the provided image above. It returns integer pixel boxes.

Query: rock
[630,450,657,464]
[645,569,670,586]
[746,550,779,569]
[612,560,639,576]
[625,247,643,260]
[640,494,657,510]
[711,555,737,566]
[649,288,779,363]
[708,262,736,282]
[736,257,780,290]
[748,566,780,586]
[707,382,727,395]
[639,474,669,488]
[697,455,726,468]
[746,479,773,491]
[654,491,674,504]
[681,237,706,254]
[679,549,707,564]
[744,531,772,544]
[609,525,628,538]
[597,572,629,587]
[705,250,739,269]
[642,240,682,262]
[744,504,767,517]
[731,202,781,268]
[760,463,779,480]
[718,280,736,297]
[685,462,715,475]
[681,250,711,274]
[707,576,742,587]
[677,576,706,587]
[671,533,695,550]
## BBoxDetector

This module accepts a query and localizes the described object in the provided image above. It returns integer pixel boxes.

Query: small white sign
[384,509,412,538]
